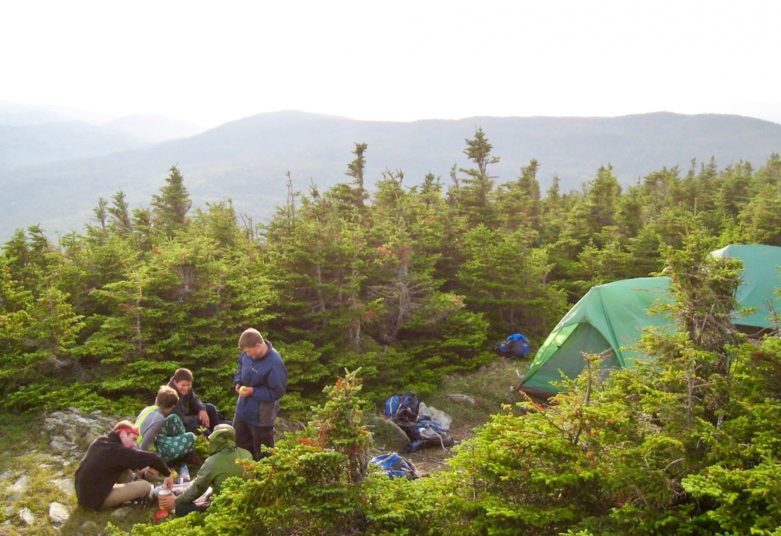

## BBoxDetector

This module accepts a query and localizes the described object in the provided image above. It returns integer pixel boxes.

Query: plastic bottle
[180,463,190,483]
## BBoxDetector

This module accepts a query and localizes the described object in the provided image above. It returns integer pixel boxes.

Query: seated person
[135,385,196,464]
[163,424,252,516]
[75,421,173,510]
[168,367,220,434]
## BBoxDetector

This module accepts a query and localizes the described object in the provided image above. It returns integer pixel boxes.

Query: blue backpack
[497,333,531,358]
[370,452,418,479]
[397,416,455,452]
[383,393,421,423]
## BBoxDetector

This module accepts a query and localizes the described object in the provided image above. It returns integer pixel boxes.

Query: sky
[2,0,781,128]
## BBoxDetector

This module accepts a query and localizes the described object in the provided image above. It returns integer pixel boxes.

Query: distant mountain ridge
[2,110,781,240]
[0,103,205,170]
[102,114,204,143]
[0,121,146,170]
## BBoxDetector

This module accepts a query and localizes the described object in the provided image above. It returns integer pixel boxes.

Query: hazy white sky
[2,0,780,127]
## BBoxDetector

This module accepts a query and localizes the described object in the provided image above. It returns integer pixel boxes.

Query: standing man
[233,328,287,460]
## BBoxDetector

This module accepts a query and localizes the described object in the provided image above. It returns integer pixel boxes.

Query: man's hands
[236,385,254,397]
[158,492,176,511]
[138,467,159,479]
[198,409,210,427]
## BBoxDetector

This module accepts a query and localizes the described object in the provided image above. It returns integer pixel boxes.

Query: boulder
[49,435,74,453]
[111,506,133,518]
[49,502,70,525]
[447,393,476,405]
[418,402,452,430]
[80,520,99,533]
[9,475,30,494]
[274,417,304,435]
[44,407,123,460]
[53,477,75,497]
[18,507,35,525]
[365,414,410,452]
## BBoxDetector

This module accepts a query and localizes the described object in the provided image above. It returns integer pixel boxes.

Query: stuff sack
[510,338,531,358]
[497,333,531,358]
[495,340,510,354]
[370,452,418,479]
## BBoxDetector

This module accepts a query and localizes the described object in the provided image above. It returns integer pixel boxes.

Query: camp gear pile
[369,452,418,479]
[383,393,454,452]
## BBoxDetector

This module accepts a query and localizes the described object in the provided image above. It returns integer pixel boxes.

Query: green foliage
[131,371,372,536]
[3,131,781,533]
[151,165,192,237]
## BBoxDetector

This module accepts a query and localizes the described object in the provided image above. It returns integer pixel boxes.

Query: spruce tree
[151,165,192,236]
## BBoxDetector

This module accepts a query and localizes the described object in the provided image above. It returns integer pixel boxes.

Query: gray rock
[49,502,70,525]
[0,469,12,482]
[9,475,30,494]
[18,507,35,525]
[62,427,83,443]
[49,436,74,452]
[274,417,304,435]
[5,505,14,516]
[366,414,410,452]
[80,520,99,532]
[111,506,134,518]
[53,477,75,497]
[418,402,452,431]
[447,393,477,405]
[72,415,94,426]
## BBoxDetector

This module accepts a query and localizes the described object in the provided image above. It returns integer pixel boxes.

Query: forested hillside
[2,128,779,414]
[4,111,781,240]
[2,129,780,534]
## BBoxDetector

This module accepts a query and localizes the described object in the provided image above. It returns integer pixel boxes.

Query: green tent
[520,244,781,398]
[711,244,781,329]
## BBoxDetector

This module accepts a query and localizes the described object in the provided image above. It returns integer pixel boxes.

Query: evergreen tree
[733,183,781,245]
[93,197,108,232]
[458,225,565,338]
[345,142,369,206]
[494,159,542,234]
[151,166,192,236]
[451,128,500,227]
[108,190,133,235]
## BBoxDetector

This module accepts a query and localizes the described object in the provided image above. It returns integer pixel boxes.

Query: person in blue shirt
[232,328,288,460]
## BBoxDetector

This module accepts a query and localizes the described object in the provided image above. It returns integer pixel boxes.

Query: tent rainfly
[520,244,781,398]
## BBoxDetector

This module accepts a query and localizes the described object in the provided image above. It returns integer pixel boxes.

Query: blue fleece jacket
[233,341,287,427]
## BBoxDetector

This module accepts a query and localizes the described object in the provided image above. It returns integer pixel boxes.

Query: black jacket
[168,377,206,421]
[74,431,170,510]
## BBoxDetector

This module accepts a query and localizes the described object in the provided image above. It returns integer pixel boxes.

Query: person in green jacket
[164,423,252,516]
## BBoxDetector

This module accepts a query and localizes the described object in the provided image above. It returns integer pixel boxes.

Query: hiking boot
[129,493,155,508]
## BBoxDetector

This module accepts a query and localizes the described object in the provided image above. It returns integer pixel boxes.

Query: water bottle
[180,463,191,483]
